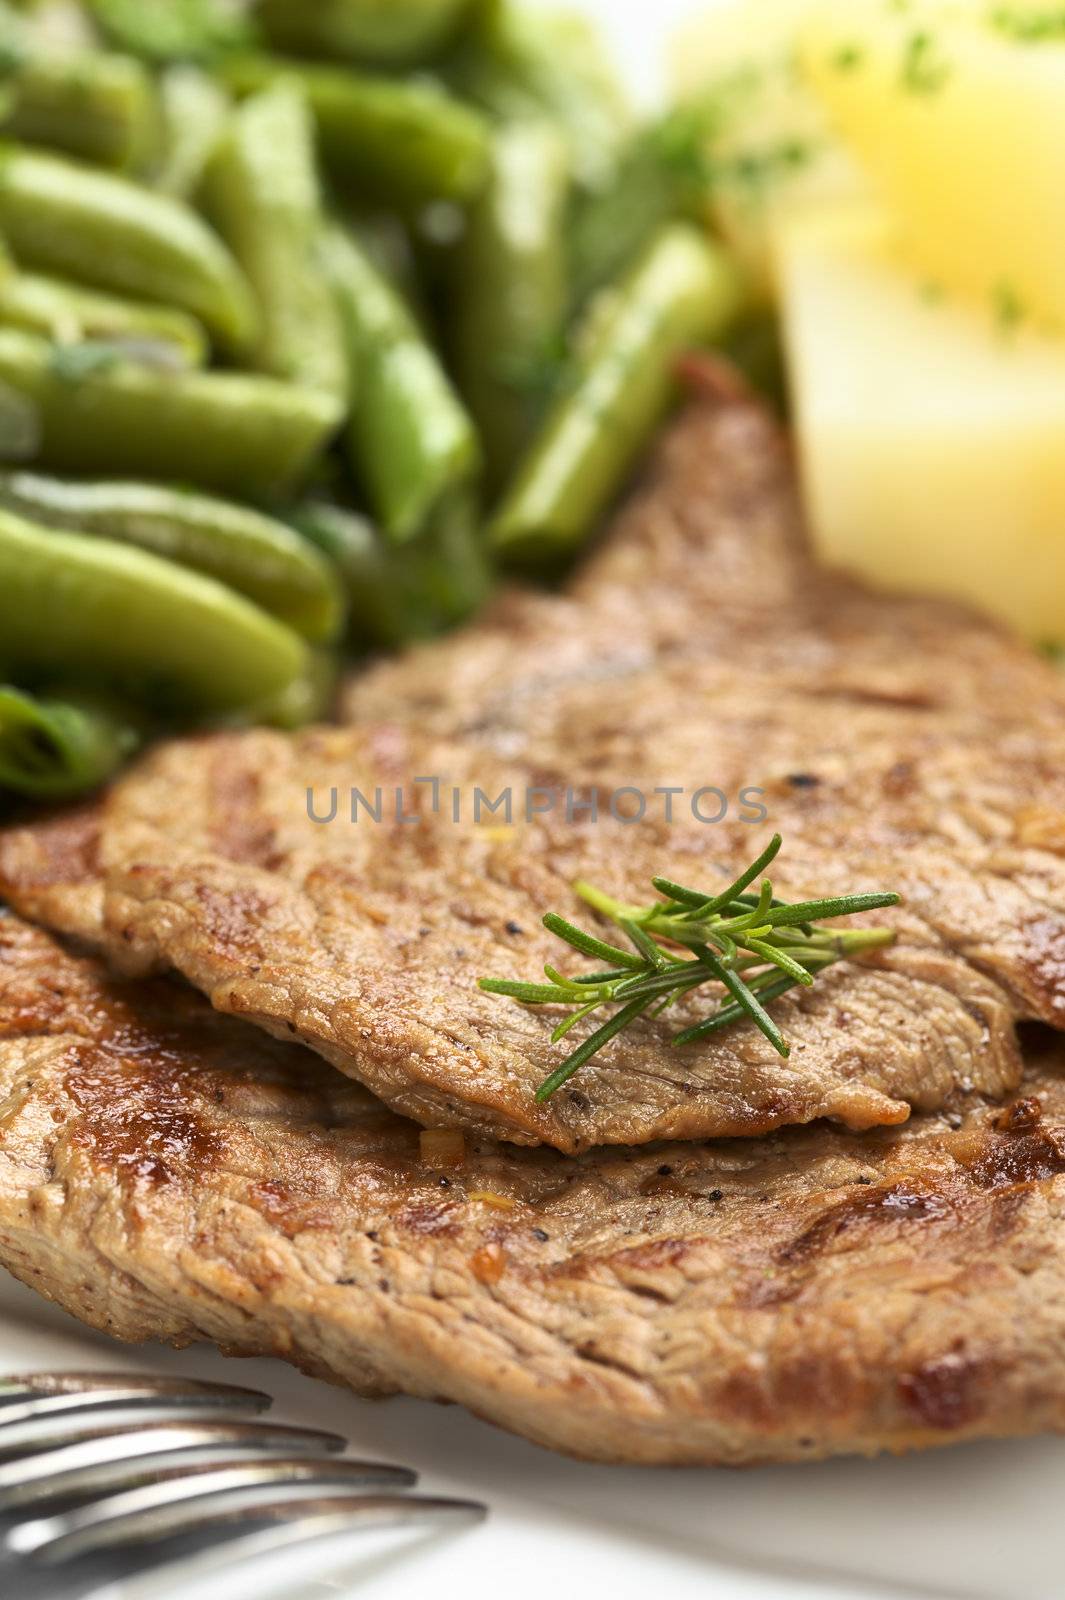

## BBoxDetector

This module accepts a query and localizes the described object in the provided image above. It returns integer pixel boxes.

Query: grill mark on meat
[7,919,1065,1461]
[897,1349,991,1432]
[2,806,100,886]
[250,1179,335,1236]
[778,1183,953,1265]
[5,398,1065,1150]
[208,744,278,868]
[65,1044,224,1188]
[190,881,276,959]
[965,1125,1065,1190]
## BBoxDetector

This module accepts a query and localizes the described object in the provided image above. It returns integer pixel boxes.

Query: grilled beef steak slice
[4,911,1065,1466]
[4,395,1065,1151]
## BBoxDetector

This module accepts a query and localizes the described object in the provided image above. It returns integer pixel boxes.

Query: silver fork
[0,1372,485,1596]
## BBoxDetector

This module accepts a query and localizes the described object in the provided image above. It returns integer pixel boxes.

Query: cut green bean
[0,377,35,454]
[258,0,475,68]
[0,328,341,497]
[394,488,493,631]
[569,99,722,308]
[443,1,629,191]
[85,0,254,63]
[0,471,345,642]
[0,683,140,798]
[223,54,490,205]
[491,225,747,561]
[204,83,347,401]
[243,648,338,730]
[452,119,569,492]
[323,225,479,542]
[0,271,207,366]
[0,144,258,354]
[155,65,229,199]
[294,493,491,648]
[2,46,160,171]
[0,507,308,715]
[293,501,424,647]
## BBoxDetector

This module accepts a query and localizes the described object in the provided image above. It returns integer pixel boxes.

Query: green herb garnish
[989,6,1065,42]
[992,277,1026,333]
[832,42,866,71]
[479,834,900,1103]
[900,30,952,92]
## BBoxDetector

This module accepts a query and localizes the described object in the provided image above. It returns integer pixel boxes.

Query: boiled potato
[778,202,1065,644]
[670,0,865,294]
[801,0,1065,330]
[671,0,817,93]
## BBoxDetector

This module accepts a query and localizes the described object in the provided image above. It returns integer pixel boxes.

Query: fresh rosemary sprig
[479,834,900,1103]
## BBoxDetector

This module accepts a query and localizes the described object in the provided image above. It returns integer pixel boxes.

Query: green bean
[0,507,308,715]
[222,54,490,205]
[85,0,253,63]
[2,47,160,172]
[491,225,747,561]
[0,328,341,497]
[569,100,721,309]
[443,1,629,191]
[0,270,207,365]
[203,84,347,401]
[0,144,258,354]
[294,501,428,647]
[323,225,479,543]
[295,493,491,648]
[0,471,345,642]
[155,65,228,199]
[451,119,569,492]
[245,648,338,730]
[405,489,493,630]
[0,683,140,798]
[351,211,423,306]
[0,374,34,455]
[258,0,476,68]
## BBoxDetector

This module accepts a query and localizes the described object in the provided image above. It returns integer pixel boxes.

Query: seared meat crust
[4,913,1065,1466]
[4,398,1065,1149]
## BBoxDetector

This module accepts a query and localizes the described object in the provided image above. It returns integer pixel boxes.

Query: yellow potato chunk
[670,0,865,295]
[672,0,817,95]
[778,202,1065,644]
[801,0,1065,330]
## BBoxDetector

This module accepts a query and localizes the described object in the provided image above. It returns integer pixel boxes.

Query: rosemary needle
[478,834,900,1103]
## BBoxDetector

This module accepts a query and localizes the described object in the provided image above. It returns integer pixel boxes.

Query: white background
[2,4,1060,1600]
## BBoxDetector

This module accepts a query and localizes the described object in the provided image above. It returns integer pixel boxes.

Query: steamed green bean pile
[0,0,750,802]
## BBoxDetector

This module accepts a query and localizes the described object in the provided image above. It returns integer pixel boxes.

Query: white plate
[3,4,1062,1598]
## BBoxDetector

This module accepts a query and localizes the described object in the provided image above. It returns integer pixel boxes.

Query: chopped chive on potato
[778,202,1065,645]
[670,0,866,294]
[800,0,1065,332]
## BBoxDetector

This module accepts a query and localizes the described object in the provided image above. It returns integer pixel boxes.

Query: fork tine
[7,1459,421,1562]
[0,1417,346,1466]
[0,1393,275,1455]
[0,1420,347,1509]
[79,1495,487,1599]
[0,1451,412,1515]
[0,1372,271,1428]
